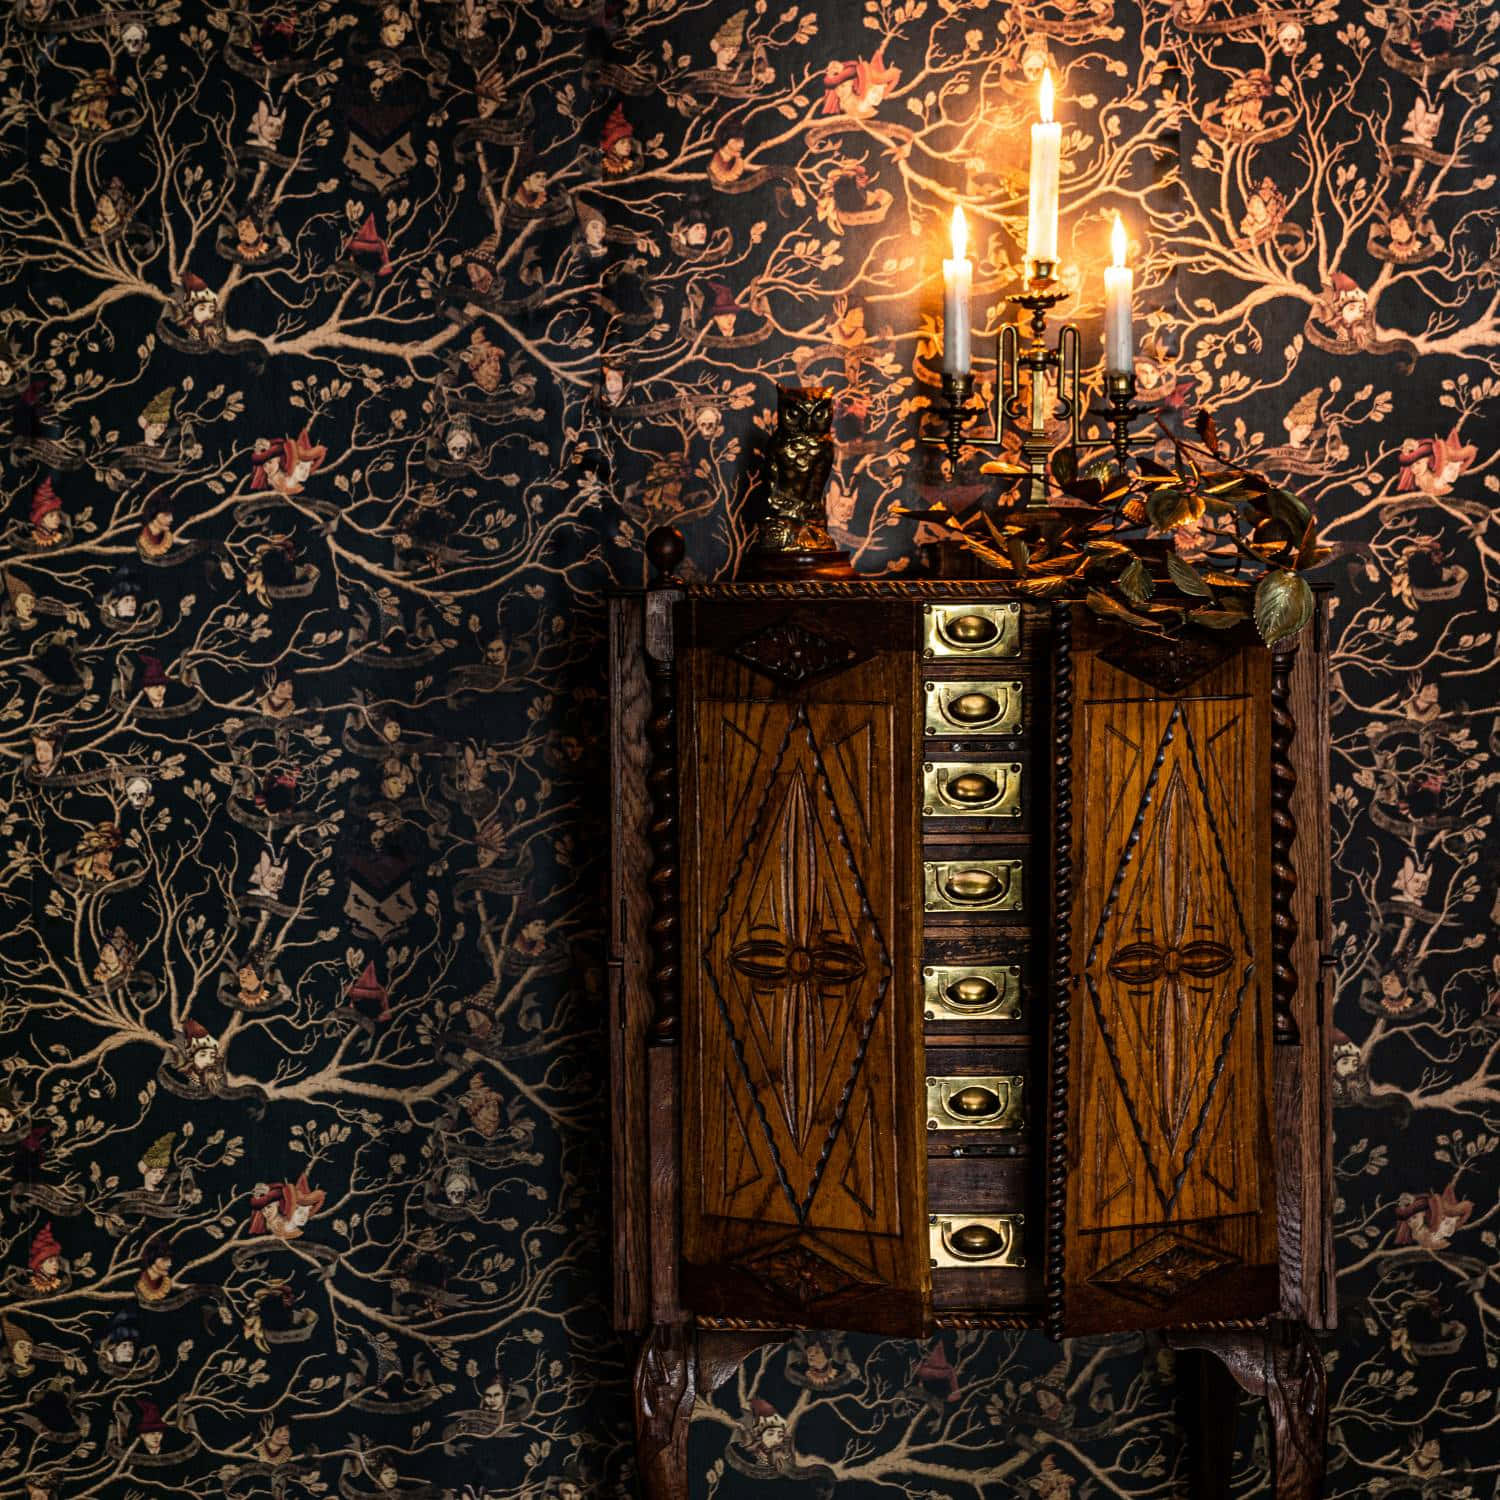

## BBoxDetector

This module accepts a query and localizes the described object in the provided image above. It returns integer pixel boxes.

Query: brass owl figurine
[748,385,852,577]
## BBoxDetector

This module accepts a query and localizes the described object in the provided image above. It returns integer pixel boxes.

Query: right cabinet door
[1060,622,1279,1335]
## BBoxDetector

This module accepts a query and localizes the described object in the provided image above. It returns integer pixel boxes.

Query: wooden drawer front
[922,601,1021,660]
[924,857,1024,913]
[922,759,1023,820]
[924,961,1023,1023]
[930,1213,1025,1269]
[926,1072,1025,1132]
[924,677,1024,737]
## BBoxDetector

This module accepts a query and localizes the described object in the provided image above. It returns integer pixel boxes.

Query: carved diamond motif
[1089,1230,1239,1308]
[729,621,871,686]
[704,705,892,1222]
[737,1241,856,1307]
[1083,705,1254,1213]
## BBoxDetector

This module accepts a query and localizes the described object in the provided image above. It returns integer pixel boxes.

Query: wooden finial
[646,526,684,585]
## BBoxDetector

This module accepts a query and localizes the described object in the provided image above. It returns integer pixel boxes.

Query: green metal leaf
[1165,553,1213,597]
[1146,485,1205,531]
[1191,607,1249,630]
[1253,568,1314,646]
[1118,557,1154,604]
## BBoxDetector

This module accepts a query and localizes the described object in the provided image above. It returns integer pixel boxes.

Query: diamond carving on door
[704,703,893,1228]
[1066,637,1277,1335]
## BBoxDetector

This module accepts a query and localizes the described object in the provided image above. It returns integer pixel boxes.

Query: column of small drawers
[918,600,1045,1315]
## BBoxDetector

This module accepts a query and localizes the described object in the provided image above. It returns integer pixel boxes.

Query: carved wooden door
[1060,624,1279,1335]
[678,601,927,1336]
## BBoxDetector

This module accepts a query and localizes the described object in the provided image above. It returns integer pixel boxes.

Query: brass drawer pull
[923,603,1020,660]
[924,963,1022,1021]
[923,859,1023,912]
[923,762,1022,818]
[925,1074,1024,1131]
[925,679,1023,736]
[929,1214,1025,1269]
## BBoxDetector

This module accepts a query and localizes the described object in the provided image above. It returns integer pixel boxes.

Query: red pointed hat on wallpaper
[29,477,61,523]
[29,1221,61,1269]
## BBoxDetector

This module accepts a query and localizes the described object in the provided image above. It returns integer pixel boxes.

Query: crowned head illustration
[249,1173,325,1240]
[1314,272,1372,342]
[252,429,327,495]
[180,1020,224,1089]
[178,274,220,341]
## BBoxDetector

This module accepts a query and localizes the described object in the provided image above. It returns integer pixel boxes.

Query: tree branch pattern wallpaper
[0,0,1493,1496]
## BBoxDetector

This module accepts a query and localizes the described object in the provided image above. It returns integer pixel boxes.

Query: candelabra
[997,258,1080,507]
[924,267,1151,505]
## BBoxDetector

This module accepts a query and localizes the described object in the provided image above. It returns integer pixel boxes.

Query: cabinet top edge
[683,580,1067,600]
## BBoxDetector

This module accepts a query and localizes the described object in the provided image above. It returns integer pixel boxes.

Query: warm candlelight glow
[1111,212,1127,268]
[1040,69,1054,125]
[950,203,968,260]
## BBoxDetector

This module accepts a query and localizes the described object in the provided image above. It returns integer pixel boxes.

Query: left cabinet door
[679,598,929,1335]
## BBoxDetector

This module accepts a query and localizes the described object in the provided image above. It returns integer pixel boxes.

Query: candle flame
[950,204,968,260]
[1111,213,1127,268]
[1040,69,1054,124]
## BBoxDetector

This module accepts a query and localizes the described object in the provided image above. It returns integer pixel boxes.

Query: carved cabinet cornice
[608,571,1335,1499]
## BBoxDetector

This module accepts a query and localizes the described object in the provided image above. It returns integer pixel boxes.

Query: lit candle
[1104,213,1134,376]
[942,204,972,376]
[1025,70,1060,276]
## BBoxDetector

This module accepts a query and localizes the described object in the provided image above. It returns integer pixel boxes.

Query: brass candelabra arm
[940,371,974,471]
[1081,372,1155,466]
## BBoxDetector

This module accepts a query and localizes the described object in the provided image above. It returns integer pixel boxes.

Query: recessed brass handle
[923,603,1021,660]
[922,762,1022,818]
[925,679,1023,736]
[923,859,1023,912]
[925,1074,1024,1131]
[924,964,1022,1021]
[929,1214,1025,1269]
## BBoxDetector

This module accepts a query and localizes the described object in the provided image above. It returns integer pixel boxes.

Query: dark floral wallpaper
[0,1,1493,1498]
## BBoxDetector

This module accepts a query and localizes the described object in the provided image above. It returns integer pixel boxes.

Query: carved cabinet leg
[1170,1319,1327,1500]
[635,1321,697,1500]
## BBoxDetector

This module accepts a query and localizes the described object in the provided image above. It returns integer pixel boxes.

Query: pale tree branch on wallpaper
[0,0,1492,1497]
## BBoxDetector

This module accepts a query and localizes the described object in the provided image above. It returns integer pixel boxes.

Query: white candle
[942,204,972,375]
[1104,213,1134,376]
[1026,70,1060,276]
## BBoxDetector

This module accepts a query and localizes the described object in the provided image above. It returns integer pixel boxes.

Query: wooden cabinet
[609,573,1334,1499]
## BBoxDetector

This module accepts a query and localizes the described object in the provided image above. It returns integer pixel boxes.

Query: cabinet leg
[1177,1344,1240,1498]
[634,1321,697,1500]
[1170,1319,1327,1500]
